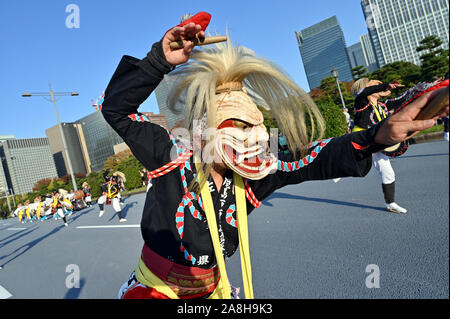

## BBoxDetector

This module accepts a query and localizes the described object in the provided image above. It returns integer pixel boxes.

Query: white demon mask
[213,82,277,180]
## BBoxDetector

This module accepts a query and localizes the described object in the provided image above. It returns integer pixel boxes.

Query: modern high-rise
[361,0,449,68]
[295,16,353,90]
[360,33,379,72]
[0,138,58,195]
[77,111,124,172]
[155,74,186,129]
[0,135,15,195]
[347,42,368,70]
[46,122,90,177]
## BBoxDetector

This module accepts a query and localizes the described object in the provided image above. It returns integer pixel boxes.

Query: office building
[0,135,15,194]
[46,123,90,177]
[295,16,354,90]
[347,42,368,70]
[0,138,58,195]
[361,0,449,68]
[360,33,379,72]
[76,111,124,172]
[0,135,15,144]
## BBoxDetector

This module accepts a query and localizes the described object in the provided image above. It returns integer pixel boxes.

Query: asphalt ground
[0,140,448,299]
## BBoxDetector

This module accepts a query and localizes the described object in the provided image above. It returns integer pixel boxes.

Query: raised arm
[101,16,207,170]
[355,81,403,110]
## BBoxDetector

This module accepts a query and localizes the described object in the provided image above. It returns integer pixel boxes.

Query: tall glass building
[46,122,90,177]
[0,138,58,195]
[347,42,368,70]
[295,16,353,90]
[77,111,123,172]
[360,33,379,72]
[361,0,449,68]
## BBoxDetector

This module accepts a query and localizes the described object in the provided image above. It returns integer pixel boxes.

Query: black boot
[382,182,395,204]
[382,182,407,213]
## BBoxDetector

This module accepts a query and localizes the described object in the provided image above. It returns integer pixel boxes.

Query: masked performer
[101,12,448,299]
[97,178,126,222]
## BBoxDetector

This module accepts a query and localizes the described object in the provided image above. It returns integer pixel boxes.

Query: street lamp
[22,86,79,191]
[331,67,346,109]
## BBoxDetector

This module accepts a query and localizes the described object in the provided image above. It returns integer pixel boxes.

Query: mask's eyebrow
[231,119,253,127]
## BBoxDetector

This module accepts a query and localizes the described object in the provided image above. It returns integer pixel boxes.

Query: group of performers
[99,12,448,299]
[11,169,129,225]
[12,190,75,227]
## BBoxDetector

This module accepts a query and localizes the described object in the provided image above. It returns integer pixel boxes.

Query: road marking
[0,285,12,299]
[6,228,26,231]
[76,225,140,229]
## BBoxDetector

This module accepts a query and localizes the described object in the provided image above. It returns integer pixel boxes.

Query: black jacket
[354,84,408,129]
[102,41,385,269]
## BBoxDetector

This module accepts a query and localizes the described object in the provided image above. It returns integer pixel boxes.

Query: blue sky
[0,0,369,139]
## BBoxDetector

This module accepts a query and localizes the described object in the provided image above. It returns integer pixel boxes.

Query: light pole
[331,67,346,109]
[22,87,79,191]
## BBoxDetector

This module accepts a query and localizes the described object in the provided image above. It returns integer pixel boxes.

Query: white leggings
[97,195,122,212]
[372,152,395,184]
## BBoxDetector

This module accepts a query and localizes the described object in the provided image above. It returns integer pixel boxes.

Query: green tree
[85,171,105,198]
[117,156,145,190]
[352,65,369,80]
[370,61,421,88]
[315,97,348,138]
[317,76,355,116]
[416,35,449,81]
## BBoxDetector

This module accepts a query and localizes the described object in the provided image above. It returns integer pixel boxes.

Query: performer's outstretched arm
[102,22,206,171]
[251,88,449,200]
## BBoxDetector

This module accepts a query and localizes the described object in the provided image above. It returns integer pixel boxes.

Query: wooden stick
[170,36,228,49]
[415,86,449,120]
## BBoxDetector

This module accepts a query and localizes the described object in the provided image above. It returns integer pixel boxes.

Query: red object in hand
[165,11,212,37]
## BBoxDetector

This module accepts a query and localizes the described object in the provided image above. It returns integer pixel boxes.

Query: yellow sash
[18,208,24,222]
[25,206,31,220]
[353,103,387,133]
[372,103,387,122]
[197,168,253,299]
[36,202,44,218]
[107,182,118,198]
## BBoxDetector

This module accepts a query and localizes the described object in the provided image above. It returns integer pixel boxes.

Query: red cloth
[122,285,170,299]
[141,244,217,280]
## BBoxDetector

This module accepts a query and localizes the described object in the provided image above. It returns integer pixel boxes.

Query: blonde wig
[351,77,370,96]
[168,37,326,188]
